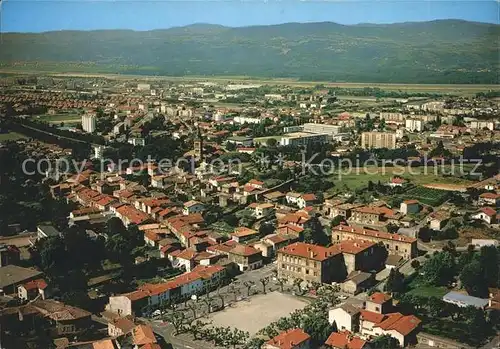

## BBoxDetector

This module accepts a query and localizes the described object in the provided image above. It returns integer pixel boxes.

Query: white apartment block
[361,132,397,149]
[233,116,263,124]
[405,119,423,132]
[379,112,404,122]
[470,120,495,131]
[82,114,96,133]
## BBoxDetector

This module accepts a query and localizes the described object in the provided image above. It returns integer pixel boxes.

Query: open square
[206,291,309,336]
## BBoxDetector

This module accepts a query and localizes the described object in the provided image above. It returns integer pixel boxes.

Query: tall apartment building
[81,114,96,133]
[379,113,404,122]
[405,119,423,132]
[361,132,396,149]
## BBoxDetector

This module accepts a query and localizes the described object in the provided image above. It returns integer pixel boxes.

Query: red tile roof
[325,330,367,349]
[23,278,48,291]
[375,312,421,336]
[132,325,156,345]
[279,242,339,261]
[369,292,393,305]
[480,207,497,217]
[265,328,310,349]
[333,224,416,243]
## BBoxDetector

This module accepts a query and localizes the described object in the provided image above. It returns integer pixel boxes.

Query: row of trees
[420,245,499,297]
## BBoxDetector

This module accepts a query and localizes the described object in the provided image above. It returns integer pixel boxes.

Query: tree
[164,311,187,335]
[187,302,199,320]
[260,276,270,294]
[384,269,405,293]
[293,278,302,293]
[106,217,126,236]
[189,319,208,340]
[460,260,488,297]
[410,260,421,271]
[479,245,499,288]
[372,334,401,349]
[301,307,333,344]
[202,293,214,313]
[421,251,455,286]
[276,277,287,292]
[243,281,255,297]
[266,138,278,147]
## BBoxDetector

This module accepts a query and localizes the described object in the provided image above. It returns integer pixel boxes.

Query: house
[182,200,205,215]
[285,192,302,206]
[227,244,263,271]
[328,304,361,333]
[400,200,420,215]
[252,241,274,258]
[278,212,312,230]
[471,207,497,224]
[387,177,406,188]
[108,315,136,337]
[132,324,157,347]
[0,265,44,294]
[37,225,61,239]
[169,249,197,272]
[325,330,369,349]
[250,202,275,218]
[342,271,375,295]
[358,293,421,347]
[264,191,285,203]
[297,194,317,209]
[262,234,298,257]
[428,210,451,231]
[360,311,421,347]
[479,192,500,207]
[231,227,259,243]
[262,328,311,349]
[18,279,50,301]
[442,291,489,309]
[0,244,20,267]
[115,204,152,227]
[31,299,92,337]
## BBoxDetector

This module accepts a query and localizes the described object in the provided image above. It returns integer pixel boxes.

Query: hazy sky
[0,0,498,32]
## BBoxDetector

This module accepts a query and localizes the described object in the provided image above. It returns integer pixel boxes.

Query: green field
[34,113,81,123]
[402,186,450,206]
[0,132,28,141]
[330,166,473,191]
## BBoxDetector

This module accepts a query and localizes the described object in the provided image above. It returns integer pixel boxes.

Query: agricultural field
[402,186,450,206]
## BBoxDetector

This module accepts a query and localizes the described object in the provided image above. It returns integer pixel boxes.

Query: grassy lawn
[0,132,28,141]
[406,277,448,298]
[330,165,474,191]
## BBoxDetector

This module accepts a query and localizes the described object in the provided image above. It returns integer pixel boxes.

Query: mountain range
[0,20,498,83]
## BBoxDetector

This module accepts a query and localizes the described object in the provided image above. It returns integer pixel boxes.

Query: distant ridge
[0,20,498,83]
